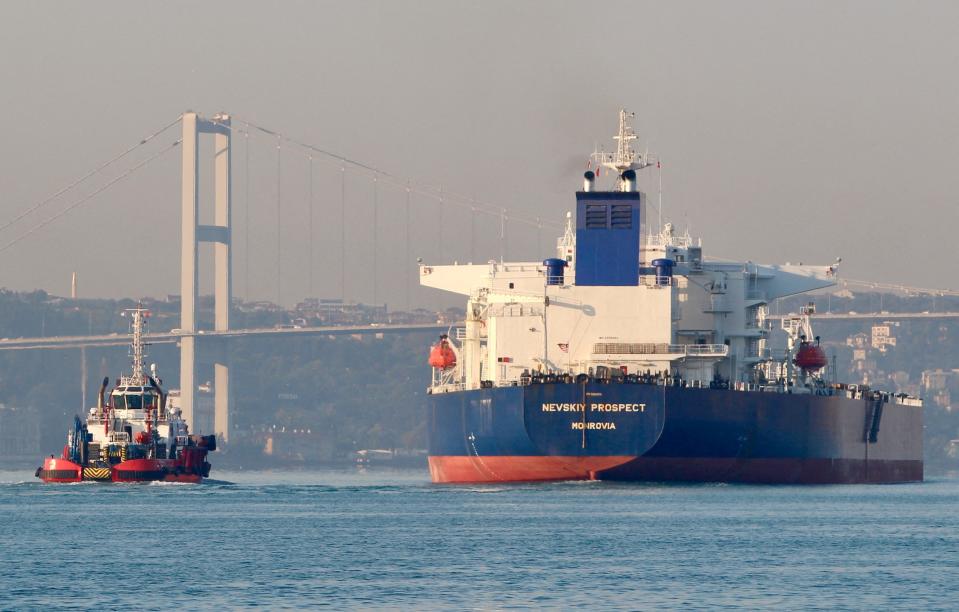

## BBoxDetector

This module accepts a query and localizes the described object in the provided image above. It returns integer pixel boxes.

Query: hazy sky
[1,1,957,309]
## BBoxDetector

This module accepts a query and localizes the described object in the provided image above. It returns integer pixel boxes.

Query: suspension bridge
[2,111,957,442]
[0,111,568,442]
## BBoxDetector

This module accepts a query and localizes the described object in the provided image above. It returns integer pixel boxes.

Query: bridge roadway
[0,322,449,351]
[767,311,959,321]
[1,311,957,351]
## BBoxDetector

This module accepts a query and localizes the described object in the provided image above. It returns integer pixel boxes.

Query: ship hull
[429,382,666,483]
[35,458,84,483]
[428,383,923,484]
[602,457,922,484]
[428,455,636,483]
[37,453,211,484]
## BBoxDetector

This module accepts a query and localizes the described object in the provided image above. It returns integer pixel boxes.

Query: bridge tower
[180,111,232,441]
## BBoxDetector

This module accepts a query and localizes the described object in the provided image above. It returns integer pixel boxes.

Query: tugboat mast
[123,304,149,385]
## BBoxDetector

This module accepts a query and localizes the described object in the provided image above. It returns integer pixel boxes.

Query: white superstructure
[81,305,189,452]
[421,110,839,393]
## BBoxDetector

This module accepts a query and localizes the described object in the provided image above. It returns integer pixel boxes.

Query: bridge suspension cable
[243,129,251,300]
[0,138,182,255]
[0,116,182,236]
[276,136,282,305]
[437,186,444,261]
[405,182,412,309]
[220,115,563,232]
[213,114,569,307]
[372,174,379,305]
[340,166,346,299]
[308,154,314,298]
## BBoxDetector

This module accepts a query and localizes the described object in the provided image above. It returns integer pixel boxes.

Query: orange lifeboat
[794,341,828,372]
[428,335,457,370]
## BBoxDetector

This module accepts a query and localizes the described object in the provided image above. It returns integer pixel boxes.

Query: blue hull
[427,382,923,483]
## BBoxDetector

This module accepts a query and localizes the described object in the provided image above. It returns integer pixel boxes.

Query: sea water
[1,469,957,610]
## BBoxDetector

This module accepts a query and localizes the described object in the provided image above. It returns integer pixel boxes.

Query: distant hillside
[1,288,957,473]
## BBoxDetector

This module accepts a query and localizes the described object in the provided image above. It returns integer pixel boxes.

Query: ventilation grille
[610,204,632,229]
[584,204,608,229]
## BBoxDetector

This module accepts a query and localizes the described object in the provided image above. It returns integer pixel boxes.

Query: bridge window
[125,394,143,409]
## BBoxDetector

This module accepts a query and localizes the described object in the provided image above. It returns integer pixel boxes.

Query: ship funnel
[583,171,595,192]
[621,169,637,192]
[148,376,167,419]
[97,376,109,416]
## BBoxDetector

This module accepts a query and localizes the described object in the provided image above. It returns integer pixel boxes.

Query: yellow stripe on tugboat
[82,467,111,480]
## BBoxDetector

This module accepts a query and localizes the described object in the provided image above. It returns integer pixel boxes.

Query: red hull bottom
[38,475,205,484]
[428,456,923,484]
[597,457,924,484]
[37,472,205,484]
[37,457,207,484]
[36,459,83,483]
[428,455,636,483]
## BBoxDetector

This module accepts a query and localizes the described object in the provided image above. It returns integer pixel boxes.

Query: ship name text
[541,403,645,413]
[571,422,617,430]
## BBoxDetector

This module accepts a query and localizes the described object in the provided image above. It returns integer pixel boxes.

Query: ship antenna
[612,109,637,169]
[591,109,654,189]
[124,303,149,384]
[657,155,663,232]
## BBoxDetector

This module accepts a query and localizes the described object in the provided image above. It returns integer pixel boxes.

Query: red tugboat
[36,305,215,483]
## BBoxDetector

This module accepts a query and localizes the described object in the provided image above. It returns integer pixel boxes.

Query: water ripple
[0,469,957,609]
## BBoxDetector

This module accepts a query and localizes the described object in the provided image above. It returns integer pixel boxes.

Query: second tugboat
[36,305,216,483]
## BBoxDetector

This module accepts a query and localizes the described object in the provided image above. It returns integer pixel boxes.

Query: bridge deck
[3,311,958,351]
[0,323,449,351]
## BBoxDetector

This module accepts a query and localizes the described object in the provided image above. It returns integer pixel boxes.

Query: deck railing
[592,342,728,357]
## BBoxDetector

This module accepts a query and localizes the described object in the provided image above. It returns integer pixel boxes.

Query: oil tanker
[36,305,215,483]
[421,110,922,484]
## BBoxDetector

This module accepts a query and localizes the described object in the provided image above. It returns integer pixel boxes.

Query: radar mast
[592,109,653,173]
[121,304,150,385]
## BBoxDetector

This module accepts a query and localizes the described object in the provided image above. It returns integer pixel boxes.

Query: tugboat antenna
[123,303,149,384]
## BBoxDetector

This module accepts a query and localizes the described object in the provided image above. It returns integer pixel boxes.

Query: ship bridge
[422,110,839,392]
